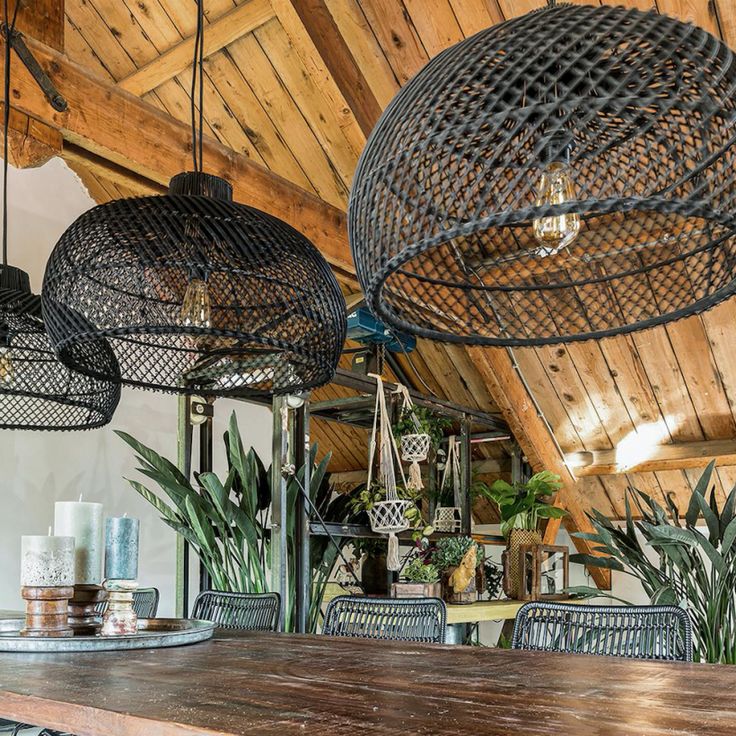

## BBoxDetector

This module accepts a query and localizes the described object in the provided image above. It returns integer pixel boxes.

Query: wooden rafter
[272,0,382,137]
[0,33,355,277]
[117,0,275,96]
[568,439,736,477]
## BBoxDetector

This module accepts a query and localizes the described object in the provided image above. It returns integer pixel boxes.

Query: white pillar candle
[54,501,104,585]
[21,535,75,587]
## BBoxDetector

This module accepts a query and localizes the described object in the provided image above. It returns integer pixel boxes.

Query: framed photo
[518,544,569,601]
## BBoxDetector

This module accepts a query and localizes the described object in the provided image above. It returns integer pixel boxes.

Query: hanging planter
[365,375,415,571]
[433,435,462,533]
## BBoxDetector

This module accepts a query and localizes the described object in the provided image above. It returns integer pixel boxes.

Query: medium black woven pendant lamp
[0,2,119,430]
[42,0,345,397]
[349,2,736,346]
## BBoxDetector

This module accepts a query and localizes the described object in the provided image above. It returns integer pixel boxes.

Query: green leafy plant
[402,556,440,584]
[393,405,451,447]
[568,461,736,664]
[350,484,433,539]
[118,411,360,633]
[481,471,566,538]
[431,536,484,573]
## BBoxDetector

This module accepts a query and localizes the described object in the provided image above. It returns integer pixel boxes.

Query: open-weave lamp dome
[349,3,736,346]
[42,173,346,397]
[0,265,119,430]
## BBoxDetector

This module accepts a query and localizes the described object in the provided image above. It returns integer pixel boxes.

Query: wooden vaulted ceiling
[34,0,736,525]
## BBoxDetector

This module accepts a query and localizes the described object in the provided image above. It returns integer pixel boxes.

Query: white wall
[0,159,272,615]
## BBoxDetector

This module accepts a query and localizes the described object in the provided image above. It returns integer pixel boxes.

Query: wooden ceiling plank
[448,0,503,35]
[323,0,400,108]
[357,0,429,85]
[401,0,464,57]
[224,32,348,208]
[656,0,721,37]
[700,299,736,437]
[118,0,275,96]
[254,18,365,175]
[272,0,382,138]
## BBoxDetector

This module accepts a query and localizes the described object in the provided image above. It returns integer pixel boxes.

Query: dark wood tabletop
[0,631,734,735]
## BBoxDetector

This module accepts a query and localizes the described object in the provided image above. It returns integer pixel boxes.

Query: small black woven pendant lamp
[349,2,736,346]
[0,3,119,430]
[42,0,345,397]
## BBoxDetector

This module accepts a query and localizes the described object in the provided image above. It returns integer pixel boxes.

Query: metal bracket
[2,25,67,112]
[189,395,213,425]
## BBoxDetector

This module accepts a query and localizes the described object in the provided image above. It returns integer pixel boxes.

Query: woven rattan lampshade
[42,172,346,397]
[349,3,736,346]
[0,265,119,430]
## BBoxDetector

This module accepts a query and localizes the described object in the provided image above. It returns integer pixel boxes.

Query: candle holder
[68,584,107,636]
[101,579,138,636]
[20,585,75,638]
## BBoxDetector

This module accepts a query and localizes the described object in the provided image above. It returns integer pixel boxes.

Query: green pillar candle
[54,501,104,585]
[104,516,139,581]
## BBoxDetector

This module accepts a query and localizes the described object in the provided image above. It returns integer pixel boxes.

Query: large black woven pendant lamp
[0,3,119,430]
[42,0,345,397]
[349,2,736,347]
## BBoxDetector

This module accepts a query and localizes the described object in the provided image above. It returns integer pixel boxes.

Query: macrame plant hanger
[366,373,412,571]
[395,383,431,492]
[434,435,462,533]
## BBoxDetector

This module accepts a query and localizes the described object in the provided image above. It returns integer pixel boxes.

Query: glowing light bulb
[532,160,581,255]
[0,347,13,385]
[180,278,211,328]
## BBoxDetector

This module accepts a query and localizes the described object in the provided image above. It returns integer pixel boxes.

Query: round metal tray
[0,618,216,652]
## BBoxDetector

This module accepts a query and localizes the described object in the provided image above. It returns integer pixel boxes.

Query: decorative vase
[503,529,542,599]
[362,553,388,595]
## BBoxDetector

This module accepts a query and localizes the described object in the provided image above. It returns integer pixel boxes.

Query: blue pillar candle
[104,516,140,581]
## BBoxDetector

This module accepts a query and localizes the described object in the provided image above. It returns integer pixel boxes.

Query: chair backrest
[322,595,447,644]
[192,590,280,631]
[511,602,693,662]
[94,587,160,619]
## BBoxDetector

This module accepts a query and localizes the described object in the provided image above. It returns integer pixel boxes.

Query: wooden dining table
[0,630,734,735]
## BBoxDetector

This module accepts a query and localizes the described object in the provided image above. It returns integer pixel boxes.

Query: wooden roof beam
[273,0,383,137]
[117,0,275,96]
[568,438,736,476]
[0,32,355,276]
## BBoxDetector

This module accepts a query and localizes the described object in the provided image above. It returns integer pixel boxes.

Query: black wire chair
[511,602,693,662]
[191,590,280,631]
[94,587,160,619]
[322,596,447,644]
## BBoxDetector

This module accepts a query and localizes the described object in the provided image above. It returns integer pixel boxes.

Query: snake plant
[569,461,736,664]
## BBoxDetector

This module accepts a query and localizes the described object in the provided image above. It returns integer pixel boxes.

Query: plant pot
[502,529,542,599]
[441,565,484,605]
[391,581,442,599]
[433,506,461,533]
[362,553,388,595]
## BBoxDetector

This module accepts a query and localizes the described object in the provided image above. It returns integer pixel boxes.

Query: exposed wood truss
[568,439,736,477]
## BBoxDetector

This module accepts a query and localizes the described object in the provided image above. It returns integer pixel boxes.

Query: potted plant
[354,538,388,595]
[481,471,567,598]
[431,536,485,604]
[568,461,736,664]
[350,484,433,542]
[393,405,451,451]
[392,555,441,599]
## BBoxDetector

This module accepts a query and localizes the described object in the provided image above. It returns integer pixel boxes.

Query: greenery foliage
[482,471,566,538]
[117,412,359,633]
[402,556,440,584]
[349,484,433,539]
[568,461,736,664]
[431,536,484,573]
[393,405,451,447]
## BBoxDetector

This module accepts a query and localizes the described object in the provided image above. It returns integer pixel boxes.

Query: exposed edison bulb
[532,160,581,255]
[0,347,13,385]
[180,278,211,328]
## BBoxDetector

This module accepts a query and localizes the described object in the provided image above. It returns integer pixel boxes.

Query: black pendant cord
[2,0,19,268]
[190,0,205,173]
